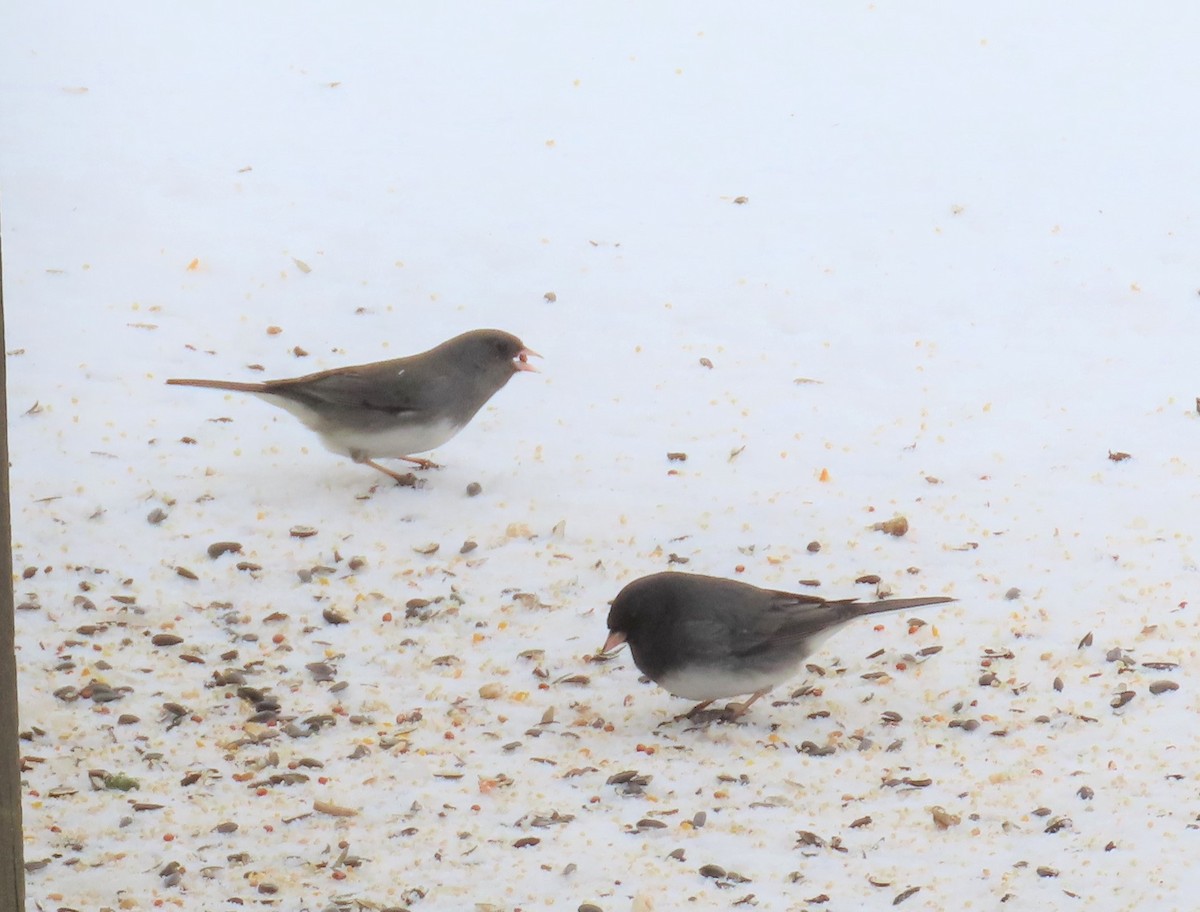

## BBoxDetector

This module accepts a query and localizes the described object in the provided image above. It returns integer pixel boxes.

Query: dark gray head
[608,572,756,630]
[433,329,538,383]
[604,572,694,652]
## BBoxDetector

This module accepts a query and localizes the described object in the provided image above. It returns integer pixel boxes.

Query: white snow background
[3,4,1200,911]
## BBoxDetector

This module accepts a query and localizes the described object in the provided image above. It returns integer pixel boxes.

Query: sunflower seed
[207,541,242,559]
[1110,690,1135,709]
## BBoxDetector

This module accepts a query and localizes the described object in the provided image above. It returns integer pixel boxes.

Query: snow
[3,3,1200,910]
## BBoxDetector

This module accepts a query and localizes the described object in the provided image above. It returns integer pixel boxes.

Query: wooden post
[0,205,27,907]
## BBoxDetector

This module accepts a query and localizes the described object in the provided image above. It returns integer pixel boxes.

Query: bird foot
[659,697,763,728]
[400,456,442,470]
[658,706,740,728]
[386,472,423,488]
[362,458,425,488]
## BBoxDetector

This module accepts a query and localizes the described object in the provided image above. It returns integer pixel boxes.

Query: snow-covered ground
[4,4,1200,910]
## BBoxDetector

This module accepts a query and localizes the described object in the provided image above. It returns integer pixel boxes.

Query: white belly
[316,418,462,459]
[255,393,461,458]
[656,663,791,701]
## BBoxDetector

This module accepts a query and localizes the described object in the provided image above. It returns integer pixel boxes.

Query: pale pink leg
[726,689,770,719]
[362,458,420,486]
[399,455,441,470]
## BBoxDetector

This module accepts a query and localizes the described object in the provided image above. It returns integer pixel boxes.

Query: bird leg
[398,455,442,470]
[725,689,770,719]
[361,458,422,487]
[659,700,718,726]
[666,691,772,727]
[659,700,720,728]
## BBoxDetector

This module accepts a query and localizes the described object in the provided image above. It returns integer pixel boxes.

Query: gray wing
[264,358,432,415]
[731,593,949,658]
[729,593,858,659]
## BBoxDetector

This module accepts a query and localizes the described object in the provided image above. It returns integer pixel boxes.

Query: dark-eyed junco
[168,328,539,483]
[603,571,954,718]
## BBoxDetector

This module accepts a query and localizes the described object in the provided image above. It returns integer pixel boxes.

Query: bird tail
[166,377,268,393]
[855,596,955,617]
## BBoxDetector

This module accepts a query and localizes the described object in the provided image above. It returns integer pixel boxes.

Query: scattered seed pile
[13,352,1198,911]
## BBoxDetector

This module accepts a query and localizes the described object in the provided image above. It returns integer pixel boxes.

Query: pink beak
[514,347,541,373]
[602,630,626,654]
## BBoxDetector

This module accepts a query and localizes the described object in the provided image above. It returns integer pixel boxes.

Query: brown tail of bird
[166,378,269,393]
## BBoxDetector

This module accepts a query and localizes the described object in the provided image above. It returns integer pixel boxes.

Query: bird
[602,571,954,719]
[167,328,539,483]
